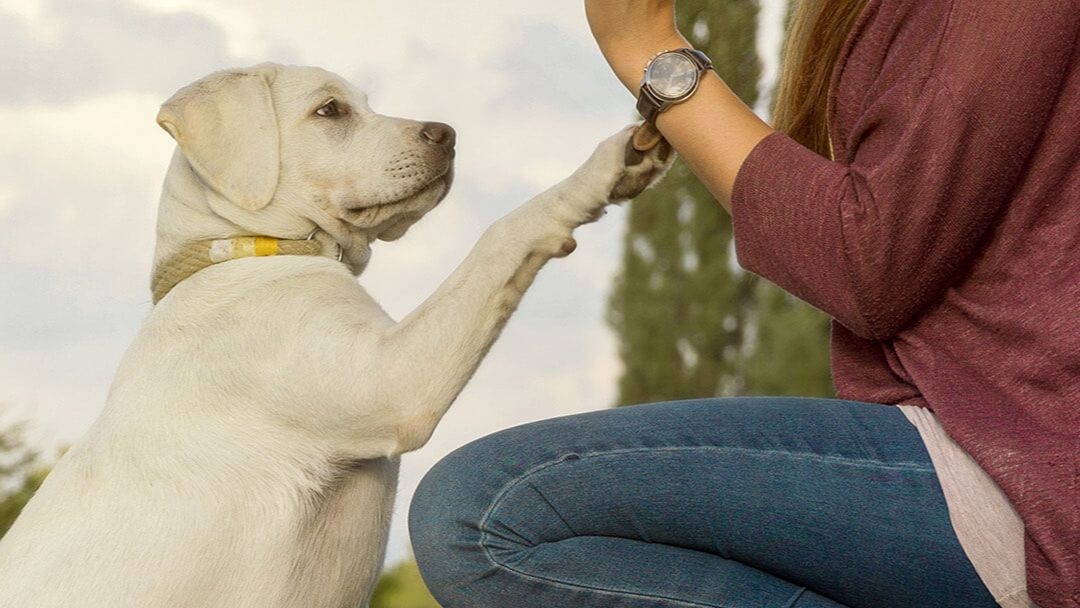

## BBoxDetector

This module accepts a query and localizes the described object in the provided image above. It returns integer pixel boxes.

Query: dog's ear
[157,68,279,211]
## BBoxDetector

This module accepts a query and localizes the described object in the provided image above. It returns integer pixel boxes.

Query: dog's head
[156,63,455,269]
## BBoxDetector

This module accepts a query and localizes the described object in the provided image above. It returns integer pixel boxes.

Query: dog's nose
[420,122,456,148]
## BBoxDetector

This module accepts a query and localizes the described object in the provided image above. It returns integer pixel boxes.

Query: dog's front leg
[375,126,673,454]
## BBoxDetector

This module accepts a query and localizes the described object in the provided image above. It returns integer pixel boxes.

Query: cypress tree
[607,0,833,406]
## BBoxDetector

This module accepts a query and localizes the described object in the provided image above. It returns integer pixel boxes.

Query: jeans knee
[409,437,507,600]
[409,447,469,560]
[409,422,581,602]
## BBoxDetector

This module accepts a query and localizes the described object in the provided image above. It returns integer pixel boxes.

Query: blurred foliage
[0,467,50,539]
[0,411,51,539]
[608,0,833,406]
[371,557,441,608]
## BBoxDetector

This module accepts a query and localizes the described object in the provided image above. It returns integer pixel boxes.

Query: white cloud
[0,91,165,455]
[0,91,170,165]
[1,336,133,451]
[755,0,789,121]
[0,182,17,216]
[0,0,41,18]
[0,0,257,104]
[0,0,61,41]
[130,0,269,58]
[0,91,168,272]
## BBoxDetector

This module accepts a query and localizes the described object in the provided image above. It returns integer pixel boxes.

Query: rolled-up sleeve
[731,1,1080,340]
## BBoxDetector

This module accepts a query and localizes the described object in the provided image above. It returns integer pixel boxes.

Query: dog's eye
[315,99,342,118]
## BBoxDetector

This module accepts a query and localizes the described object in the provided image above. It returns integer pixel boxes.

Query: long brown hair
[772,0,870,158]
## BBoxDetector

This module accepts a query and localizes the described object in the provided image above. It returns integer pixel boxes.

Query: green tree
[0,412,50,538]
[0,467,50,538]
[370,558,441,608]
[607,0,832,406]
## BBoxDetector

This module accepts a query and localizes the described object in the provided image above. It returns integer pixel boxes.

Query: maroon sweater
[731,1,1080,605]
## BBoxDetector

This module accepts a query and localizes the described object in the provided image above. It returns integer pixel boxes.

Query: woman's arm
[584,0,774,211]
[587,1,1079,340]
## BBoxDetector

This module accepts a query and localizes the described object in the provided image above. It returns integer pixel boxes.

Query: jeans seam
[530,482,578,538]
[478,455,729,607]
[595,445,935,472]
[477,544,735,608]
[782,587,809,608]
[478,446,932,605]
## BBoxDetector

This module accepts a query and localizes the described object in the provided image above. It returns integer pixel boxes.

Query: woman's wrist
[584,0,684,92]
[605,32,692,94]
[583,1,773,211]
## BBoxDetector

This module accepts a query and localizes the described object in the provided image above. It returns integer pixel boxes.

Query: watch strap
[682,48,713,73]
[637,48,713,124]
[636,87,664,123]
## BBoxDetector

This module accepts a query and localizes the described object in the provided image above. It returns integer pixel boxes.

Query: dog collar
[150,234,336,304]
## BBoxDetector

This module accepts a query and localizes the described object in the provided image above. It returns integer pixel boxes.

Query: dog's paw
[609,123,675,202]
[582,123,675,205]
[543,124,676,232]
[571,123,676,210]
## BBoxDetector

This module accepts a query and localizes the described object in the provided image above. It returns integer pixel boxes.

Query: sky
[0,0,786,567]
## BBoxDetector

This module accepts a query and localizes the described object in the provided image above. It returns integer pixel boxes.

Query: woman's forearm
[607,46,774,212]
[586,0,775,212]
[652,73,775,213]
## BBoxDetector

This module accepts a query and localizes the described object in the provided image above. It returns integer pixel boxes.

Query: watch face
[646,52,698,100]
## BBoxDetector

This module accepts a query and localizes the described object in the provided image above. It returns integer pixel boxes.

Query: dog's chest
[282,456,400,608]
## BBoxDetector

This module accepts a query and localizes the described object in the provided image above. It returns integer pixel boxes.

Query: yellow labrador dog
[0,63,672,607]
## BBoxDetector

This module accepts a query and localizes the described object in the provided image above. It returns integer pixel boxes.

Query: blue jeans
[409,398,997,607]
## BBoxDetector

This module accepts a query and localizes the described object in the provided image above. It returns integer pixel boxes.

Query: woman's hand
[584,0,690,93]
[584,0,774,211]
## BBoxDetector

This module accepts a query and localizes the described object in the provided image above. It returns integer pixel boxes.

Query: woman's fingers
[584,0,678,53]
[584,0,686,92]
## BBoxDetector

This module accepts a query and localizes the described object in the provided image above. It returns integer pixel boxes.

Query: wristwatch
[636,48,714,124]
